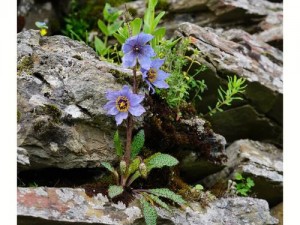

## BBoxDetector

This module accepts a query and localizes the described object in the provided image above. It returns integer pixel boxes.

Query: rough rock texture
[17,187,278,225]
[177,22,282,146]
[123,0,282,49]
[270,202,283,225]
[201,139,283,206]
[17,30,133,170]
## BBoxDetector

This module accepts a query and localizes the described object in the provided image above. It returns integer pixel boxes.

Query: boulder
[17,30,132,170]
[201,139,283,206]
[176,22,282,146]
[17,187,278,225]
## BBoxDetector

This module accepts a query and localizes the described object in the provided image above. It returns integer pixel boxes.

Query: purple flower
[122,32,156,70]
[103,85,145,125]
[141,59,170,93]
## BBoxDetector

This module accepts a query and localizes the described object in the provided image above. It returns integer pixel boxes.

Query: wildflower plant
[102,31,185,225]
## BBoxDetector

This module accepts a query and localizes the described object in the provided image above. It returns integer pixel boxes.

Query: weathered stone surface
[201,139,283,206]
[270,202,283,225]
[17,187,278,225]
[17,30,132,170]
[176,22,282,145]
[17,0,62,35]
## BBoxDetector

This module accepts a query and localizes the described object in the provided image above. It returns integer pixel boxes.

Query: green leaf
[108,21,123,35]
[101,162,114,173]
[153,11,165,28]
[130,18,142,36]
[148,194,170,211]
[98,20,109,36]
[113,33,126,44]
[94,37,107,56]
[108,185,124,198]
[131,130,145,159]
[246,177,255,187]
[149,188,186,205]
[145,153,179,171]
[234,172,243,181]
[114,130,123,157]
[140,197,157,225]
[127,157,141,176]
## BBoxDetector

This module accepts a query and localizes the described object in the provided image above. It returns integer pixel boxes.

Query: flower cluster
[104,33,170,125]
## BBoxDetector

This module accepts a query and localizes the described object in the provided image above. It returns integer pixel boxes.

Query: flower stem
[123,64,138,167]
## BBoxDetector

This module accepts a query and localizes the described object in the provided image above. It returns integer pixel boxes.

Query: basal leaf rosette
[122,32,156,70]
[103,85,145,125]
[142,59,170,94]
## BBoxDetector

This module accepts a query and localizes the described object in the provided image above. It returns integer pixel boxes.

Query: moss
[108,69,130,85]
[17,110,21,123]
[43,104,62,123]
[17,56,33,76]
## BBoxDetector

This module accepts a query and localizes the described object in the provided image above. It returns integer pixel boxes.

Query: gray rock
[201,139,283,206]
[176,22,282,146]
[17,30,133,170]
[17,187,278,225]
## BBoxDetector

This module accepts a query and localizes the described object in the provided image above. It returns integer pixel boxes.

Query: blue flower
[103,85,145,125]
[141,59,170,93]
[122,32,156,70]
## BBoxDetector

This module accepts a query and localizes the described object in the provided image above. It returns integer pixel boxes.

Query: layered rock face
[17,30,128,170]
[18,187,278,225]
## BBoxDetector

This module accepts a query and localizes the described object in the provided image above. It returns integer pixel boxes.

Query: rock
[17,30,133,170]
[176,22,282,146]
[17,0,62,35]
[270,202,283,225]
[17,187,278,225]
[201,139,283,206]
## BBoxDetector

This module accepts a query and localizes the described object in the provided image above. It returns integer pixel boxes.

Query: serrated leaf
[131,130,145,159]
[114,130,123,157]
[246,178,255,187]
[140,197,157,225]
[234,173,243,181]
[108,185,124,198]
[101,162,114,173]
[148,194,170,211]
[145,153,178,171]
[149,188,186,205]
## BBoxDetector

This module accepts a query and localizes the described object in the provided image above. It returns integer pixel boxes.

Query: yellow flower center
[116,96,130,112]
[147,68,157,83]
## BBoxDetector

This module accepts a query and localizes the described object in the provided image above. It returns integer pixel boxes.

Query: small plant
[94,3,123,60]
[35,21,48,36]
[232,172,255,196]
[207,75,247,116]
[102,32,185,225]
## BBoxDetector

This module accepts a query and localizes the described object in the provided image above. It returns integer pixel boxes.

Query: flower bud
[139,162,147,179]
[120,160,127,175]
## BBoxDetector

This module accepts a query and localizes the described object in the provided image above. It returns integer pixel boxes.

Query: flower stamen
[147,68,157,83]
[116,96,130,112]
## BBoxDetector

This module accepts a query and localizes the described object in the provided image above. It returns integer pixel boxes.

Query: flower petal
[156,70,170,81]
[129,93,144,106]
[129,105,146,116]
[141,45,156,57]
[136,33,153,45]
[122,39,136,54]
[138,54,152,70]
[103,101,115,110]
[151,58,165,69]
[115,112,128,125]
[106,91,120,101]
[107,106,119,115]
[152,80,169,89]
[122,52,137,68]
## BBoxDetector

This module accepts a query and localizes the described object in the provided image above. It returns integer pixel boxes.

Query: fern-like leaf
[148,194,170,211]
[114,130,123,157]
[145,153,179,171]
[140,197,157,225]
[149,188,186,205]
[131,130,145,159]
[108,185,123,198]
